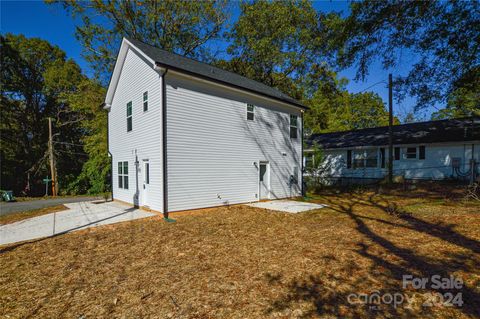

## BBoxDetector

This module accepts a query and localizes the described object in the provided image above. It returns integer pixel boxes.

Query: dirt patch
[0,193,479,318]
[0,205,67,225]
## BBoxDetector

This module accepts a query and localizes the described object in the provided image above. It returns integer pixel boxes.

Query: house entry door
[142,160,150,206]
[259,162,270,200]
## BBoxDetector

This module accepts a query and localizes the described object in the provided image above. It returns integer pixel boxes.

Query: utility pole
[48,117,57,196]
[388,74,393,185]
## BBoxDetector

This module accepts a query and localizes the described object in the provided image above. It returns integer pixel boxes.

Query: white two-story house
[104,38,305,214]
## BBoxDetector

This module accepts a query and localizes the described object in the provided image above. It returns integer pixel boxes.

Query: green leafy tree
[332,1,480,110]
[432,67,480,119]
[303,66,397,134]
[1,34,85,195]
[221,0,333,98]
[64,80,109,194]
[50,0,230,81]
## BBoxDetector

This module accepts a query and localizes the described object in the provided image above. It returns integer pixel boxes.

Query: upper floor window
[290,114,298,138]
[247,104,254,121]
[127,101,132,132]
[143,91,148,112]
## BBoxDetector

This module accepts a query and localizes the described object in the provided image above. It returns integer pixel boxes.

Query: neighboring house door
[259,161,270,200]
[143,160,150,207]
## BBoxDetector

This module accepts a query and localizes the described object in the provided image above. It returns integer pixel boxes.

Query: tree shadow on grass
[268,195,480,317]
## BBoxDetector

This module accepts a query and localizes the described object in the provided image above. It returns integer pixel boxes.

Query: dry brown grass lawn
[0,205,67,225]
[0,190,479,318]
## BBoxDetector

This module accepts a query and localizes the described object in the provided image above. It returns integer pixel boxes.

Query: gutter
[301,111,305,197]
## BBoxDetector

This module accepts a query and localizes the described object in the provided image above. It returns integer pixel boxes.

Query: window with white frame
[290,114,298,138]
[118,161,129,189]
[126,101,132,131]
[352,149,378,169]
[143,91,148,112]
[246,104,254,121]
[405,147,417,159]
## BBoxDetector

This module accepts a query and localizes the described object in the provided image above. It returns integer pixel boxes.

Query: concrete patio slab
[0,201,155,245]
[247,200,327,213]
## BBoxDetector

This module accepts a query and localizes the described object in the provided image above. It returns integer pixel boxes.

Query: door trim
[142,159,149,207]
[258,161,270,200]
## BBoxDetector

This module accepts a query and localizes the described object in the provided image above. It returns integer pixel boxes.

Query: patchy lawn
[0,191,479,318]
[0,205,67,225]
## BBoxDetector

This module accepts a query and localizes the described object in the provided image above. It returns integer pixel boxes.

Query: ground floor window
[352,149,378,169]
[118,161,129,189]
[405,147,417,159]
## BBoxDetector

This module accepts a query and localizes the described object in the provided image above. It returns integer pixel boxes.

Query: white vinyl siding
[318,142,480,180]
[108,48,163,211]
[166,73,302,212]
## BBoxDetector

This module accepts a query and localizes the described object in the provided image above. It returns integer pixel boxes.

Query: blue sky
[1,0,431,121]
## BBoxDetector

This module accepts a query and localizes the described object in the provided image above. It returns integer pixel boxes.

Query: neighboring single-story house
[305,117,480,183]
[104,38,305,214]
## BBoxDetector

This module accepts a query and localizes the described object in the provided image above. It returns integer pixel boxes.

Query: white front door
[259,162,270,200]
[142,160,150,206]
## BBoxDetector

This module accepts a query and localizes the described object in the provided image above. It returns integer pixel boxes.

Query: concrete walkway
[247,200,327,213]
[0,196,101,216]
[0,201,155,245]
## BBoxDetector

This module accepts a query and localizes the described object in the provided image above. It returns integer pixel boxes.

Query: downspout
[301,111,305,197]
[158,66,175,222]
[104,103,113,201]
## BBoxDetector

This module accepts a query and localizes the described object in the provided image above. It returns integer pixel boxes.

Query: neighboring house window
[380,148,385,168]
[247,104,254,121]
[405,147,417,159]
[352,149,378,169]
[347,150,352,169]
[419,145,426,160]
[143,91,148,112]
[305,154,315,169]
[394,147,400,160]
[127,101,132,131]
[290,114,298,138]
[118,161,129,189]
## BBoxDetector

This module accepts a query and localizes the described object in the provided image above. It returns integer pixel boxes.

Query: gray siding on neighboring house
[108,48,164,212]
[165,73,302,212]
[319,142,480,181]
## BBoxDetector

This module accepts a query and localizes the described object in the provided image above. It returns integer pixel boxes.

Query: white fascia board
[104,38,157,109]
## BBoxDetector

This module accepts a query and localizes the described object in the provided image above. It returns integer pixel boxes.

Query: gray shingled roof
[307,117,480,149]
[127,38,306,109]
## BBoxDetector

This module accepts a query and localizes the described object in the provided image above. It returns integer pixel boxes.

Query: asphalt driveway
[0,201,155,245]
[0,196,100,216]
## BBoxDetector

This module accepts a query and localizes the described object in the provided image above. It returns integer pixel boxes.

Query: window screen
[380,148,385,168]
[247,104,254,121]
[419,146,425,160]
[290,114,298,138]
[143,91,148,112]
[365,149,378,167]
[406,147,417,159]
[127,101,132,132]
[394,147,400,160]
[118,161,129,189]
[347,150,352,169]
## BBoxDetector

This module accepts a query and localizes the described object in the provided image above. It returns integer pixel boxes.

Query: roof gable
[104,38,305,110]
